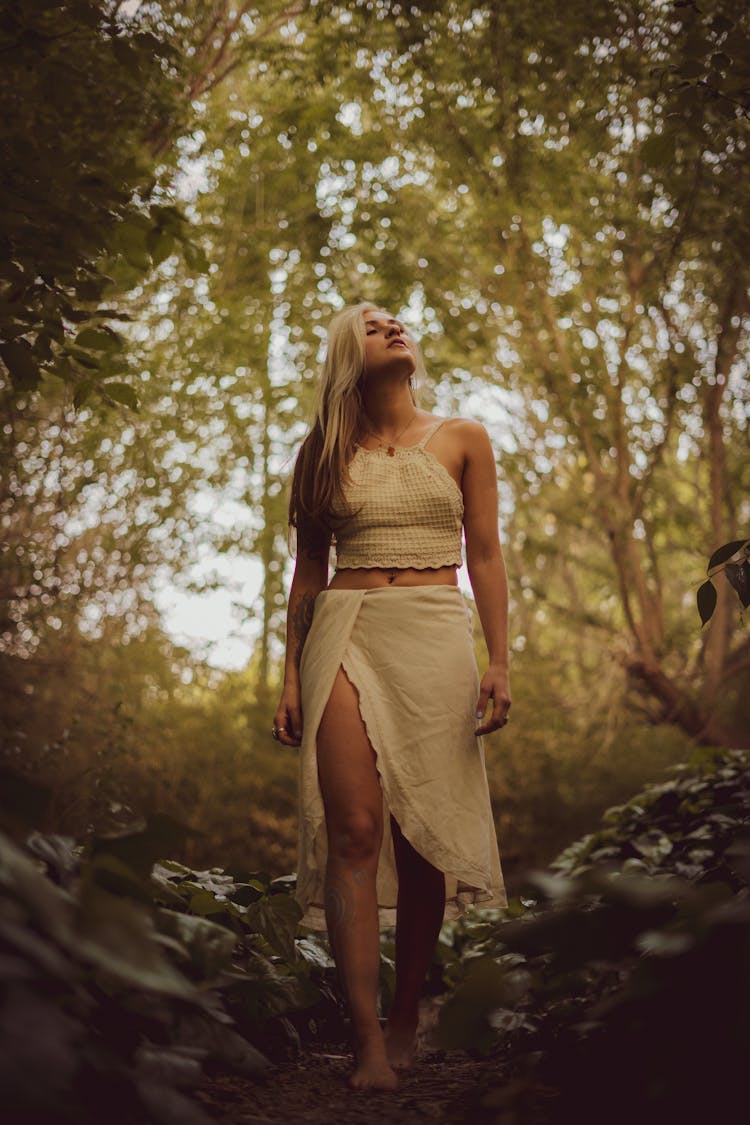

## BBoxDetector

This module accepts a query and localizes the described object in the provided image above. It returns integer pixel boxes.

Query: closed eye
[366,321,407,335]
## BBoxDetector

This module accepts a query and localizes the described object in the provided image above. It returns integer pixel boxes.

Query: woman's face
[361,308,416,378]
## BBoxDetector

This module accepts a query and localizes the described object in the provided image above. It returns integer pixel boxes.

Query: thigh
[316,665,383,833]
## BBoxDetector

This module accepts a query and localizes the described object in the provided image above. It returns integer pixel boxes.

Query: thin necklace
[362,409,418,456]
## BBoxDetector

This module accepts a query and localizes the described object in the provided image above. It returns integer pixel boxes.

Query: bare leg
[384,814,446,1070]
[316,666,398,1091]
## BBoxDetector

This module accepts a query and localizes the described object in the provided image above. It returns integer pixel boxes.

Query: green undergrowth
[2,745,749,1124]
[0,791,344,1125]
[433,745,750,1124]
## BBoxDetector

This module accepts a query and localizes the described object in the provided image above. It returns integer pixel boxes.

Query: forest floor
[193,998,509,1124]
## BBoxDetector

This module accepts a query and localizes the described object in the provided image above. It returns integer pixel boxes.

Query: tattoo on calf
[324,871,356,929]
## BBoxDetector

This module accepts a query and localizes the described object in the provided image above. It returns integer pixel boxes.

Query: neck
[360,382,416,435]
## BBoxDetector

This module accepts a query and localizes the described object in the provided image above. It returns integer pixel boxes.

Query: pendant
[387,445,395,456]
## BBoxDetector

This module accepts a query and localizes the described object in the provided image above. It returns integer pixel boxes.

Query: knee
[329,808,381,861]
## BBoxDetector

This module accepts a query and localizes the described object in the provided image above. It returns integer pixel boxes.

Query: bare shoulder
[443,416,489,436]
[435,415,488,432]
[437,416,492,453]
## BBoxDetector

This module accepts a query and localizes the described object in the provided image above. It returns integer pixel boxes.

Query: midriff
[327,565,459,590]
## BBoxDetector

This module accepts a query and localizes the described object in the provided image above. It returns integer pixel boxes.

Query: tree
[300,0,750,745]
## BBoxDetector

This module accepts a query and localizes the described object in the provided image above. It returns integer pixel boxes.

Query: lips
[389,339,408,348]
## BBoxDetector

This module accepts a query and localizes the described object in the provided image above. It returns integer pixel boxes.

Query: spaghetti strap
[416,418,447,448]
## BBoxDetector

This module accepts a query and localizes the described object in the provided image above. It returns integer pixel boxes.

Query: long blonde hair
[288,300,426,548]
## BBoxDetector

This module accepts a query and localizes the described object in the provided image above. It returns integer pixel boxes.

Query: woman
[273,300,511,1091]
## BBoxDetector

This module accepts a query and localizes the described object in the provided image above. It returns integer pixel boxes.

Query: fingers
[475,685,491,724]
[491,692,510,729]
[288,704,303,742]
[273,703,302,748]
[474,695,511,736]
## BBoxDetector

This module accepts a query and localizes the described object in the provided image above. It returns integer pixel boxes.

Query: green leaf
[709,52,732,72]
[631,831,673,864]
[73,883,197,997]
[677,59,705,79]
[89,814,203,885]
[74,326,122,352]
[640,130,677,165]
[0,832,74,946]
[101,380,139,410]
[73,379,95,410]
[228,880,266,907]
[183,240,209,272]
[0,339,41,390]
[150,203,188,230]
[62,344,101,370]
[435,955,513,1053]
[635,928,694,956]
[74,278,105,302]
[2,318,36,340]
[188,888,229,916]
[156,908,237,976]
[723,32,750,66]
[697,579,717,625]
[148,230,176,267]
[0,767,51,829]
[245,893,302,962]
[724,561,750,608]
[111,216,152,270]
[88,851,154,903]
[154,860,196,877]
[295,936,335,970]
[172,1011,273,1078]
[708,539,748,571]
[225,962,321,1021]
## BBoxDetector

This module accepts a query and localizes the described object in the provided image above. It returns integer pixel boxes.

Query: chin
[368,359,415,379]
[387,351,416,373]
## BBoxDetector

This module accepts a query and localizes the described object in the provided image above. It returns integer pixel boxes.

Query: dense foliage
[0,793,341,1125]
[435,744,750,1123]
[2,743,748,1121]
[0,0,196,403]
[2,1,750,1065]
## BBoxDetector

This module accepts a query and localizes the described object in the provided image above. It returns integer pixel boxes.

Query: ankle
[386,1005,419,1028]
[353,1018,385,1045]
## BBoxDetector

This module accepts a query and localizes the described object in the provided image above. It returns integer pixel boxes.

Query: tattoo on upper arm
[298,519,331,564]
[292,591,316,668]
[301,542,325,563]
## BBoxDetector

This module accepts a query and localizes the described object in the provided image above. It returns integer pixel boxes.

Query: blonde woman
[273,301,510,1091]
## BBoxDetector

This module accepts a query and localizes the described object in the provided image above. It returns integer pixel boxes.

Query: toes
[348,1063,399,1091]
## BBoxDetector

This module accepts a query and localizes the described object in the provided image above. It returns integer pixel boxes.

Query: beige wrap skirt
[294,584,507,931]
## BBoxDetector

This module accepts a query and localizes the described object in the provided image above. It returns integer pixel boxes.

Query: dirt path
[194,1003,506,1124]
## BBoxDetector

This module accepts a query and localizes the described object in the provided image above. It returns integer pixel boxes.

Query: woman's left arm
[459,419,511,737]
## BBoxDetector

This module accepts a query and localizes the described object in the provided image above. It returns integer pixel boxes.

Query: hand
[474,665,511,736]
[273,680,303,748]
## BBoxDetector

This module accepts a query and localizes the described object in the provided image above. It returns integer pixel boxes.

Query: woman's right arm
[273,529,330,748]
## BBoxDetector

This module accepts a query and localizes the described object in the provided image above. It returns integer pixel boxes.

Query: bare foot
[349,1040,399,1090]
[383,1014,419,1071]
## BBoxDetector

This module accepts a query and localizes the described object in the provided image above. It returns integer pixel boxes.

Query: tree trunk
[701,279,748,701]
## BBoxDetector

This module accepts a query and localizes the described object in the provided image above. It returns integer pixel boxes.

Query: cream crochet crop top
[333,418,464,570]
